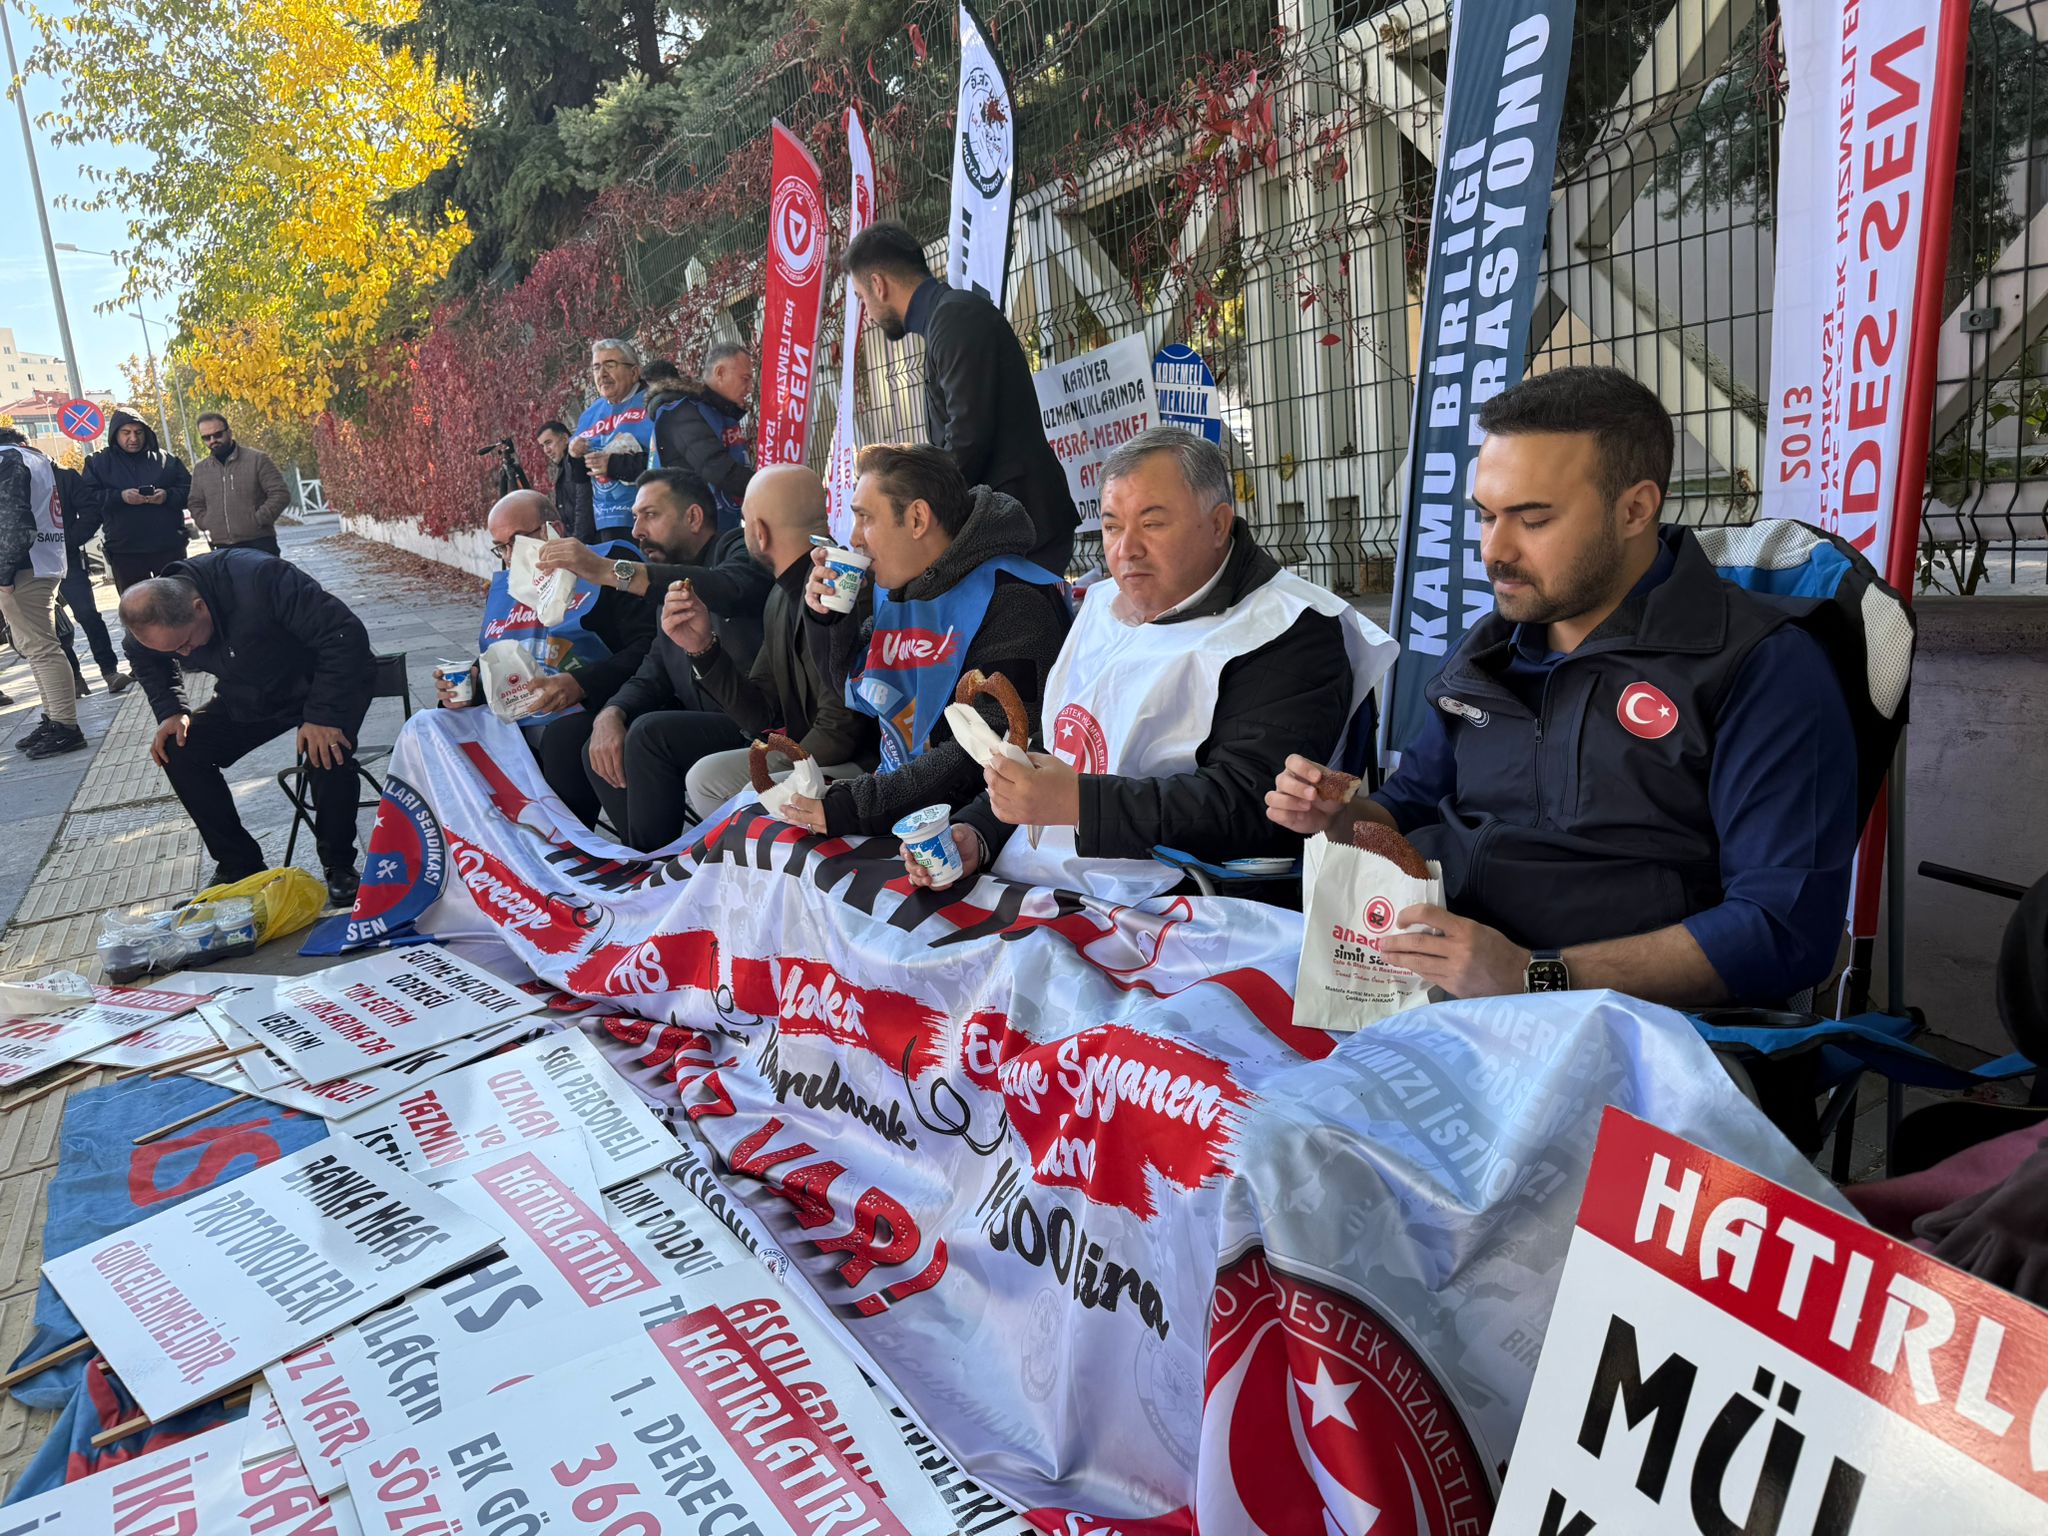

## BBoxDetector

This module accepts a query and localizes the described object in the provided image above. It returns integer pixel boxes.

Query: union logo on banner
[770,169,824,287]
[345,776,446,945]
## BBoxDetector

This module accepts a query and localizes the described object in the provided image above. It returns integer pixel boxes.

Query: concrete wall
[339,510,494,582]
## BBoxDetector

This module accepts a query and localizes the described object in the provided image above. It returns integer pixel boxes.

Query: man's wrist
[685,633,720,663]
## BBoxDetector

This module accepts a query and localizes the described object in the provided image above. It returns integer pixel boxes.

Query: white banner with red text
[758,120,829,468]
[825,107,875,546]
[335,706,1841,1532]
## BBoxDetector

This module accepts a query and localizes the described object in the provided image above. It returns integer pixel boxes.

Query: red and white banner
[758,120,829,468]
[1762,0,1969,589]
[1496,1108,2048,1532]
[825,107,875,545]
[332,707,1843,1531]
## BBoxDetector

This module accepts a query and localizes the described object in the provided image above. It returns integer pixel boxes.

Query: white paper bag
[758,754,829,821]
[478,639,544,721]
[506,530,572,627]
[1294,832,1445,1031]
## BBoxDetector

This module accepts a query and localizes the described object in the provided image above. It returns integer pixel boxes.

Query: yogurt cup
[894,806,964,887]
[435,657,476,705]
[817,544,872,614]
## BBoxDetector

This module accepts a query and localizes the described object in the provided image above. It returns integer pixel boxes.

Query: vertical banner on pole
[1381,2,1576,753]
[825,107,876,544]
[947,1,1016,306]
[1763,1,1970,962]
[758,120,829,468]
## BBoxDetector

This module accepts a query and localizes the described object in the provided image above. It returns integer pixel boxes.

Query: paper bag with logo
[478,639,543,721]
[506,529,572,627]
[1295,827,1444,1031]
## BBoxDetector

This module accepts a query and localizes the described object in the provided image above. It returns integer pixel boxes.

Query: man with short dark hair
[187,412,291,555]
[787,442,1070,837]
[536,420,590,538]
[1269,366,1860,1008]
[120,551,376,904]
[650,341,754,531]
[842,223,1077,574]
[80,409,190,592]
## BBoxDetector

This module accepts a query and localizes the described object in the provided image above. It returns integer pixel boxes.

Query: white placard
[44,1135,500,1421]
[1492,1109,2048,1534]
[339,1030,676,1189]
[1031,332,1161,533]
[0,1417,359,1535]
[601,1163,756,1286]
[198,1017,545,1119]
[0,984,209,1087]
[215,947,542,1084]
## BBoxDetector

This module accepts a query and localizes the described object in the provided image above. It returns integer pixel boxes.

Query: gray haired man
[569,336,653,542]
[650,341,755,531]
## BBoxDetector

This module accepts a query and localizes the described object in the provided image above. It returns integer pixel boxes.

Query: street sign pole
[2,1,85,404]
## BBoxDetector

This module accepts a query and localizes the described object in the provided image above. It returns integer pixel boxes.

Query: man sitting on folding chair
[904,427,1395,905]
[1270,366,1896,1009]
[120,550,375,908]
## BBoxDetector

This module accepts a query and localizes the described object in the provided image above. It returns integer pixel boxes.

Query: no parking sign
[58,398,103,442]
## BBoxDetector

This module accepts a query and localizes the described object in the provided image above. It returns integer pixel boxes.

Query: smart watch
[1524,949,1570,993]
[611,558,638,590]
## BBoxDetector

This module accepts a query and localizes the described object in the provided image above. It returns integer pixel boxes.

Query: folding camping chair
[276,651,414,866]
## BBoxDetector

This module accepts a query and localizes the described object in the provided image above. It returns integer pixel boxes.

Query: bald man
[646,465,878,820]
[443,489,653,826]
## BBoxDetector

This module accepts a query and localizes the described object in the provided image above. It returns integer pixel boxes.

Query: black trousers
[213,535,281,556]
[58,559,122,674]
[162,705,366,876]
[583,710,745,852]
[108,548,185,594]
[523,710,602,828]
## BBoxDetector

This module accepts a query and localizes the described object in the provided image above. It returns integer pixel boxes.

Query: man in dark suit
[841,222,1078,575]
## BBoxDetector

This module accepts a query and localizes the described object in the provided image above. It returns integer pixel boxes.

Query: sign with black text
[1032,332,1161,534]
[0,984,206,1087]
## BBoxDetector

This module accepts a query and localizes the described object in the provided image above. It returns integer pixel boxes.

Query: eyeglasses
[198,430,227,444]
[491,528,545,559]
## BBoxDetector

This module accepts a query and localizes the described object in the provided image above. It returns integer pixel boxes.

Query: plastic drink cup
[894,806,964,886]
[818,544,872,614]
[435,658,475,705]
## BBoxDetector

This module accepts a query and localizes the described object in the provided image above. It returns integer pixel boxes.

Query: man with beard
[537,467,772,850]
[1269,367,1859,1009]
[840,222,1077,574]
[187,412,291,555]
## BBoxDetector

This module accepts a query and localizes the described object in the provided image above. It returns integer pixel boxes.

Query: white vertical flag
[946,1,1015,306]
[825,107,875,544]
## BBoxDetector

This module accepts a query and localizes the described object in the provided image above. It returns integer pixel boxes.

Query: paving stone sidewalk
[0,514,485,1493]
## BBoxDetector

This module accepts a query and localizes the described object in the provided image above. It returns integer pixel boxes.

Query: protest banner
[44,1134,500,1421]
[1383,0,1576,750]
[0,1417,356,1535]
[214,945,540,1085]
[0,985,208,1088]
[1032,332,1160,533]
[1493,1108,2048,1534]
[824,105,875,546]
[758,119,829,468]
[336,1027,675,1189]
[312,705,1844,1529]
[947,1,1015,304]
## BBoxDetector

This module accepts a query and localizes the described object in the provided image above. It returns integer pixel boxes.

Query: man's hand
[585,450,611,479]
[567,434,590,459]
[588,708,628,789]
[536,537,606,583]
[1266,754,1361,839]
[520,672,584,716]
[902,827,982,890]
[1379,904,1530,999]
[149,713,191,767]
[122,487,148,506]
[145,488,166,502]
[661,580,714,654]
[803,546,841,615]
[435,675,473,710]
[296,723,353,771]
[986,751,1081,828]
[779,792,828,835]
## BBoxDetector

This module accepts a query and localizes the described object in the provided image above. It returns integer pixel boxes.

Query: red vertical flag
[757,121,829,467]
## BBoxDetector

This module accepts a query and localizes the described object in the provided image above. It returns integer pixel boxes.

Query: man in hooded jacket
[649,343,754,532]
[80,409,191,592]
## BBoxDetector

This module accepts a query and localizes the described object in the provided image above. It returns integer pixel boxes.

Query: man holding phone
[79,408,192,592]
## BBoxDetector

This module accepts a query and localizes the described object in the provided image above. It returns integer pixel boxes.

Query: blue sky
[1,0,173,398]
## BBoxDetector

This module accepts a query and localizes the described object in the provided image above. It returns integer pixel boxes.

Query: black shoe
[205,861,264,893]
[0,689,13,707]
[103,670,135,696]
[16,716,56,750]
[324,866,361,910]
[23,722,86,759]
[72,675,91,697]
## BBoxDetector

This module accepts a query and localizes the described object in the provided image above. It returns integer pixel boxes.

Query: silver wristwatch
[610,558,637,589]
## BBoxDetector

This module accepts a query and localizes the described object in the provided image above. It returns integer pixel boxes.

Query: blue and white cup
[818,543,872,614]
[435,657,476,705]
[895,805,964,887]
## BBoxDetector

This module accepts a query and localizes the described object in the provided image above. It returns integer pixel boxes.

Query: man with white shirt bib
[908,427,1395,904]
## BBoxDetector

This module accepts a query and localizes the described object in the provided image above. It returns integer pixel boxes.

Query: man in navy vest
[1270,367,1859,1008]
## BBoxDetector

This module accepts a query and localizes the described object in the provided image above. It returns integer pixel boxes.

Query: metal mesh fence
[612,0,2048,592]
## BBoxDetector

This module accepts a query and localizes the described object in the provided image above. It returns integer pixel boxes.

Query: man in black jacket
[120,551,376,904]
[537,421,591,540]
[656,464,878,817]
[792,444,1071,839]
[650,343,754,532]
[842,223,1078,575]
[910,428,1388,902]
[437,490,653,827]
[81,409,191,592]
[551,468,773,850]
[51,462,136,698]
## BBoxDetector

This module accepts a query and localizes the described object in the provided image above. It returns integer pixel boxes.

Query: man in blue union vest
[438,489,653,826]
[569,337,655,541]
[1270,367,1862,1009]
[777,444,1071,837]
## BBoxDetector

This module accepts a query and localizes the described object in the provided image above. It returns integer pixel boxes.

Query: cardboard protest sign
[0,1416,359,1535]
[339,1266,949,1536]
[602,1163,757,1286]
[82,972,236,1068]
[1493,1108,2048,1535]
[1032,332,1160,533]
[215,946,541,1084]
[44,1135,500,1421]
[0,985,208,1087]
[339,1029,676,1189]
[199,1017,544,1119]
